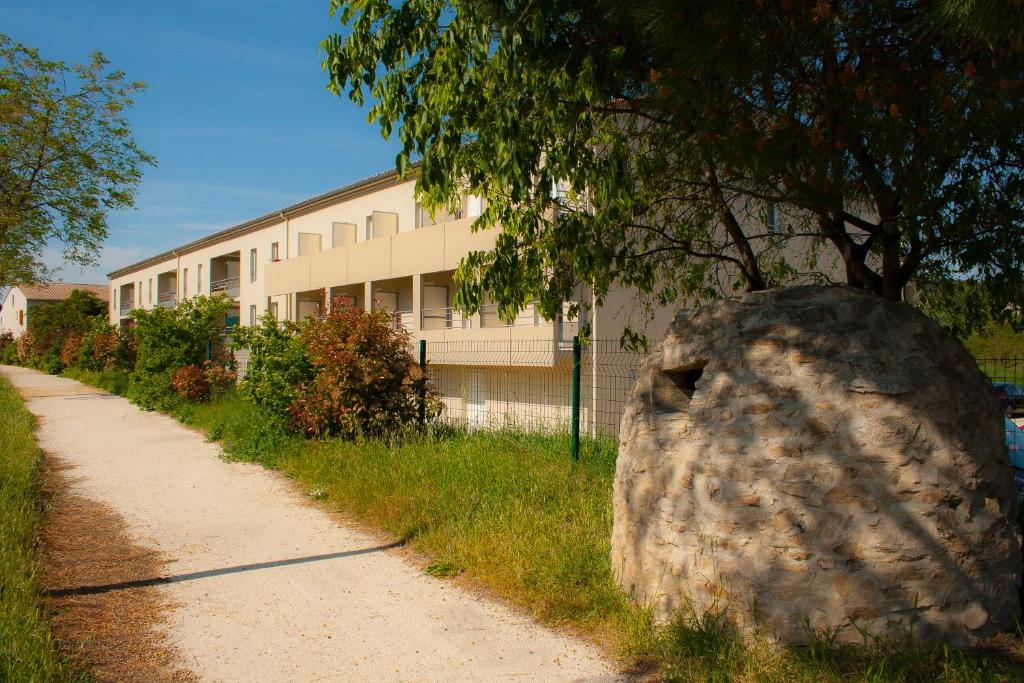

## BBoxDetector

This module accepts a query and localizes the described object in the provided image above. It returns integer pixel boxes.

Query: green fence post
[571,335,581,463]
[418,339,427,428]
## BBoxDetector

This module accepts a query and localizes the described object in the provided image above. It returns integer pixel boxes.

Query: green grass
[176,391,1024,682]
[0,376,90,682]
[60,367,131,396]
[60,370,1024,681]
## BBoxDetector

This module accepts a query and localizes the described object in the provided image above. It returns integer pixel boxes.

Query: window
[148,279,153,304]
[249,248,258,282]
[270,242,279,261]
[197,264,203,292]
[270,301,279,319]
[298,233,321,256]
[467,195,483,218]
[138,281,143,305]
[766,204,781,235]
[183,268,189,296]
[366,214,374,239]
[19,310,24,326]
[249,304,257,325]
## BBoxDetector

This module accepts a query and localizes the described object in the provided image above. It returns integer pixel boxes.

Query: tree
[0,35,154,286]
[323,1,1024,334]
[18,289,107,370]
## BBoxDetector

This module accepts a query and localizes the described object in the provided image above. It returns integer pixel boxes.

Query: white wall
[0,287,27,338]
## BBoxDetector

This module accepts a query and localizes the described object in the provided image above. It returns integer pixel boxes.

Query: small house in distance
[0,283,110,338]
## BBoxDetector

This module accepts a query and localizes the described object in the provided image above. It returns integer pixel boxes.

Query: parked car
[1007,417,1024,502]
[994,382,1024,417]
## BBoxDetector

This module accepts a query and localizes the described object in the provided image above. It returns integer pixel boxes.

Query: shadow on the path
[46,541,406,597]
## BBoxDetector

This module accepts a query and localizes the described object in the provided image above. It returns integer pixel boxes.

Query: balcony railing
[119,301,135,316]
[421,306,472,330]
[210,276,240,297]
[393,310,415,331]
[157,291,177,308]
[479,303,540,329]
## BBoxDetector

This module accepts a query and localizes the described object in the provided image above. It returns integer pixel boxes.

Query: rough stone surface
[612,285,1021,646]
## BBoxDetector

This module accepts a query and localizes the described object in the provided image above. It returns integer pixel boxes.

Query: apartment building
[106,168,693,434]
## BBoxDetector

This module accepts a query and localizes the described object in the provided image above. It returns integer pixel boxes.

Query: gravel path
[2,366,620,682]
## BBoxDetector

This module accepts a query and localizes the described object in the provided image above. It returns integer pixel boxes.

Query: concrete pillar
[411,274,422,333]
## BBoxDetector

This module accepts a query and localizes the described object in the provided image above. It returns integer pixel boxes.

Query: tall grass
[0,376,89,682]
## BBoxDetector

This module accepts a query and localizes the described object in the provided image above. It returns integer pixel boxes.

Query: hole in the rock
[666,365,705,397]
[650,362,707,413]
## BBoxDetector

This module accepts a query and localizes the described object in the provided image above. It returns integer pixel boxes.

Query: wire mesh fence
[976,358,1024,480]
[423,338,649,438]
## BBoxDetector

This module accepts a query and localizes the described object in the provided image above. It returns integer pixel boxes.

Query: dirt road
[2,366,619,682]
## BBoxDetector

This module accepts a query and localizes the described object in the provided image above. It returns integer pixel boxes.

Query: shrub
[16,330,35,365]
[171,365,209,401]
[18,290,107,372]
[59,331,83,368]
[2,342,17,365]
[233,311,313,417]
[77,317,125,371]
[128,295,232,409]
[202,360,236,395]
[287,307,436,438]
[0,331,16,365]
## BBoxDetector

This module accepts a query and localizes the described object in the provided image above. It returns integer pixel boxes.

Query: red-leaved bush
[91,329,122,370]
[60,331,83,368]
[287,307,436,438]
[202,360,236,392]
[171,364,209,401]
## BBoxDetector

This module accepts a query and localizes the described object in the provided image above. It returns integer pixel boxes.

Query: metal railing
[119,301,134,316]
[421,306,472,330]
[479,302,541,329]
[392,310,415,331]
[210,276,240,297]
[157,291,177,308]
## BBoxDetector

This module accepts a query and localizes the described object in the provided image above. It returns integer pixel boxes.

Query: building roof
[107,164,417,279]
[17,282,110,302]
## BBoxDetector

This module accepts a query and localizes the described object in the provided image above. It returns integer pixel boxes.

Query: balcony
[392,310,415,331]
[157,291,177,308]
[421,306,472,330]
[479,303,540,329]
[210,275,240,298]
[119,301,134,317]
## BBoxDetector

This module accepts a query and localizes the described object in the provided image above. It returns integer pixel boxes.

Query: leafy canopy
[0,35,154,286]
[323,0,1024,333]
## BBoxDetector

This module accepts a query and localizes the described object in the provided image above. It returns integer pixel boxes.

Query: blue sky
[3,0,403,283]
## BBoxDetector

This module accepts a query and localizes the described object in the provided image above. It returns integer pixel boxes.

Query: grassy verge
[64,372,1024,681]
[0,376,90,682]
[60,367,131,396]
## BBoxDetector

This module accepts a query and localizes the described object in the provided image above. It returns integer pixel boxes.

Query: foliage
[76,317,129,371]
[127,294,231,409]
[287,307,434,438]
[202,360,236,395]
[62,366,130,396]
[59,330,82,368]
[0,330,15,365]
[0,34,154,287]
[325,0,1024,337]
[180,391,1024,681]
[171,364,208,402]
[0,377,91,681]
[16,289,106,372]
[916,278,1017,341]
[232,311,313,417]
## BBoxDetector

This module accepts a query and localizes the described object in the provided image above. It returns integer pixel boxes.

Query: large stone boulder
[612,285,1021,646]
